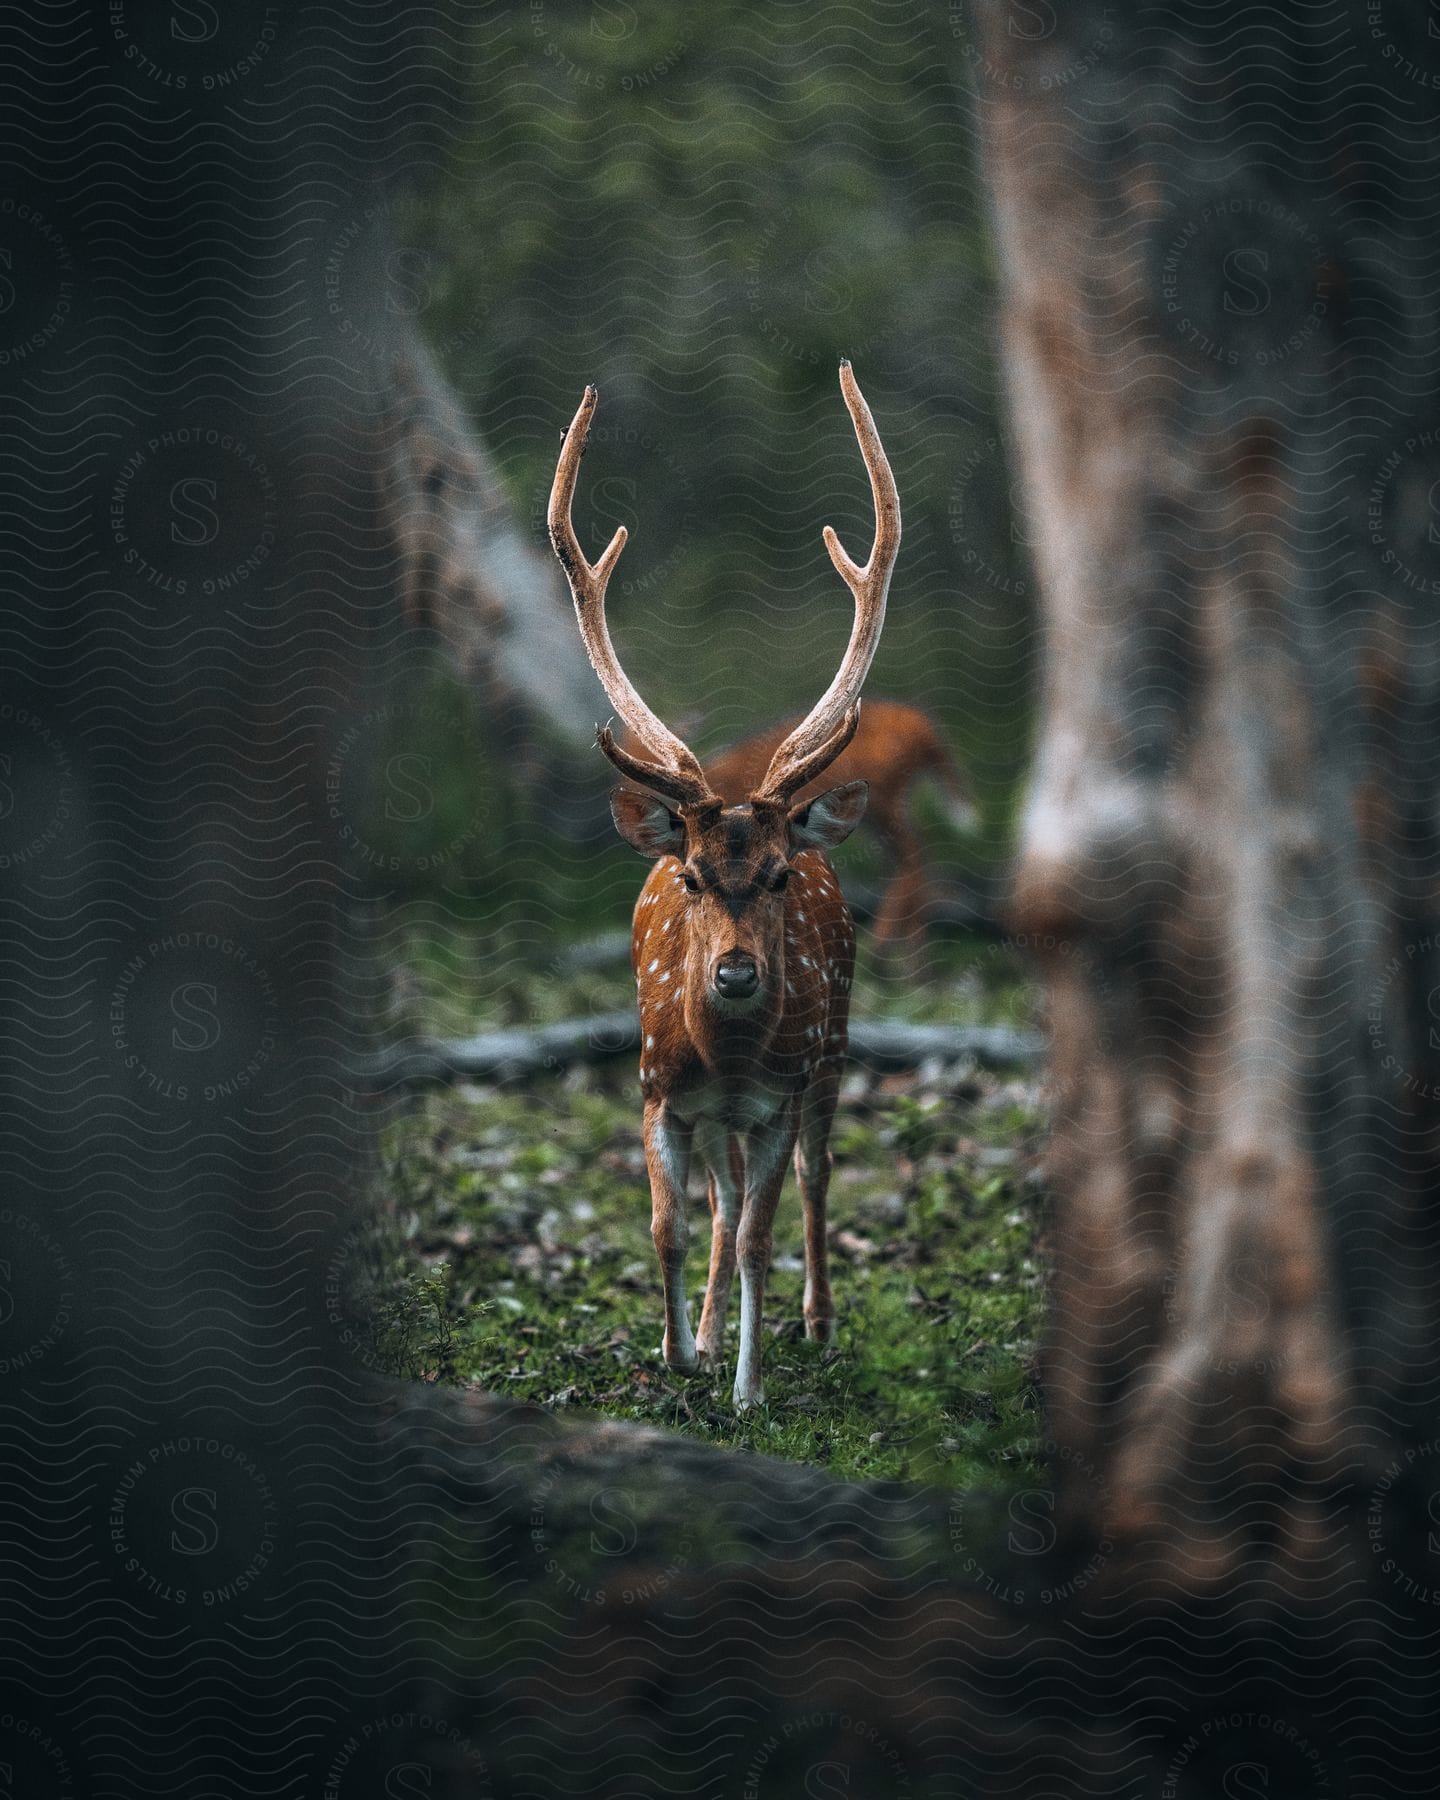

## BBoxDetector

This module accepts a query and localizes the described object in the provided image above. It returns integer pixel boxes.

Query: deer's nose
[712,954,759,1000]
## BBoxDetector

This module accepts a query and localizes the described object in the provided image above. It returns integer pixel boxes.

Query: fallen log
[550,929,632,972]
[358,1014,1044,1089]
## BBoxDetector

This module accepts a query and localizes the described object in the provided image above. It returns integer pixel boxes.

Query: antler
[548,386,715,809]
[754,360,900,806]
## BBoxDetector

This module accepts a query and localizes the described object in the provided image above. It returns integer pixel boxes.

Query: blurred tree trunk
[378,334,602,770]
[978,0,1440,1562]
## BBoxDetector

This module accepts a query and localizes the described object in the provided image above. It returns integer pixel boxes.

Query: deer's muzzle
[711,953,760,1001]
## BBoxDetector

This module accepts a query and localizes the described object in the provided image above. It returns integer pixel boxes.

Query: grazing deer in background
[548,360,900,1406]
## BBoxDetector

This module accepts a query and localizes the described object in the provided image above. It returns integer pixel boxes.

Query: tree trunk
[378,334,602,764]
[977,0,1440,1561]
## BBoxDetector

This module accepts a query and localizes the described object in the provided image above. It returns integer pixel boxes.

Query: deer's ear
[788,780,868,851]
[610,788,686,859]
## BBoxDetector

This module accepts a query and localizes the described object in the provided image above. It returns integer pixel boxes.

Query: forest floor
[356,931,1052,1493]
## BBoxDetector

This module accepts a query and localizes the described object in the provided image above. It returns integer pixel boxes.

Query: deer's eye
[682,870,701,894]
[770,868,792,893]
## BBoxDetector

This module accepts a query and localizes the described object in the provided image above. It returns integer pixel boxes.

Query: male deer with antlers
[549,361,899,1406]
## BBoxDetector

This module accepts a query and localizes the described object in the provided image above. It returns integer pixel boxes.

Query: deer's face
[611,785,868,1010]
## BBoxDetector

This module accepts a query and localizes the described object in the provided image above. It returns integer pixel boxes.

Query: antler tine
[593,724,715,806]
[548,387,714,808]
[755,360,900,805]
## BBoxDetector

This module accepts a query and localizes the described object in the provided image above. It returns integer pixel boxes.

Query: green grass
[355,938,1051,1494]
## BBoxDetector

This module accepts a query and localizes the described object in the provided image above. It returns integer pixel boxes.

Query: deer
[547,360,900,1407]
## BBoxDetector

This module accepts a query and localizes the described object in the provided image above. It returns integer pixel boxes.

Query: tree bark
[378,333,603,765]
[977,0,1440,1559]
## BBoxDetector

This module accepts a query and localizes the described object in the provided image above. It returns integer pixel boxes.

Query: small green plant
[369,1260,460,1381]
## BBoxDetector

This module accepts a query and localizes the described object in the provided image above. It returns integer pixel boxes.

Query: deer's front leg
[733,1099,800,1409]
[643,1099,697,1372]
[695,1124,741,1368]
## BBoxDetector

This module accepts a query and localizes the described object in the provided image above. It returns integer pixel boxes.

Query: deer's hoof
[663,1340,699,1373]
[732,1382,765,1410]
[804,1314,835,1345]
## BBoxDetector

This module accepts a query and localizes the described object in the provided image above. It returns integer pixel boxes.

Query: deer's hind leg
[694,1123,741,1369]
[794,1062,842,1344]
[870,810,933,982]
